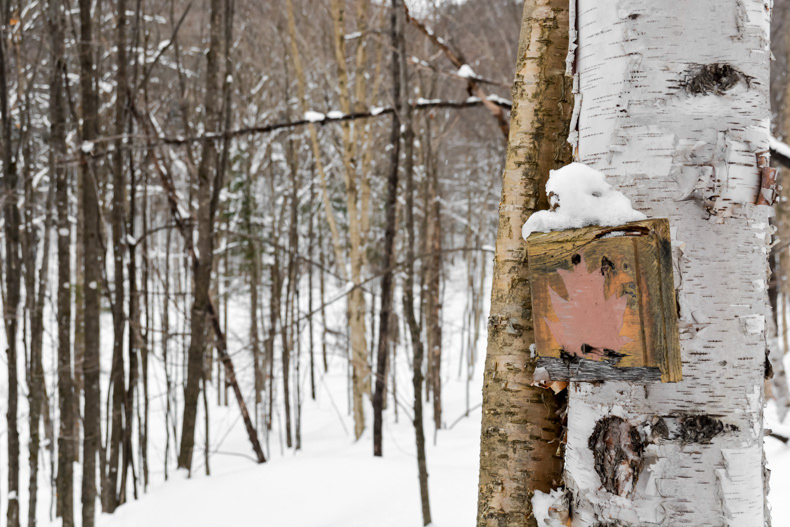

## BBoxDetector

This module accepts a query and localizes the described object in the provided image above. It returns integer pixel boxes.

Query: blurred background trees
[0,0,519,524]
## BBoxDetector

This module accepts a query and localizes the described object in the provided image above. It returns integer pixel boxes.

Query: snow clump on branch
[522,162,646,239]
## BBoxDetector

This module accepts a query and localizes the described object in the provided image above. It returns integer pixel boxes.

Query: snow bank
[531,489,568,527]
[522,163,646,239]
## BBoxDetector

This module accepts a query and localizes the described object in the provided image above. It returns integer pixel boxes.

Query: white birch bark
[565,2,772,525]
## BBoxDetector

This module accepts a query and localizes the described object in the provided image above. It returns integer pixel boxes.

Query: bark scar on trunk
[681,63,752,96]
[677,414,738,444]
[588,416,645,497]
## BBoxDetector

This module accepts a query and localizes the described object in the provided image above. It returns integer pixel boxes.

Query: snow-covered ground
[29,261,490,527]
[89,374,484,527]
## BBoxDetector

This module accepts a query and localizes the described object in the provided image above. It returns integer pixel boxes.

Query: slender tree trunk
[73,164,84,467]
[563,3,771,524]
[162,226,172,479]
[122,146,141,504]
[18,44,51,527]
[106,0,129,510]
[178,0,222,472]
[251,235,263,412]
[49,0,74,523]
[395,1,431,523]
[476,2,572,525]
[284,136,300,449]
[308,177,316,401]
[26,144,54,527]
[373,0,402,457]
[125,148,143,500]
[294,289,302,450]
[284,0,370,440]
[330,0,370,436]
[140,152,151,491]
[424,122,442,432]
[78,0,103,524]
[319,220,328,373]
[0,3,20,524]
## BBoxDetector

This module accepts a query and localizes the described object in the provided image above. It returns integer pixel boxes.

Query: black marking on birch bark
[588,416,645,497]
[677,414,737,444]
[681,63,751,96]
[649,416,670,441]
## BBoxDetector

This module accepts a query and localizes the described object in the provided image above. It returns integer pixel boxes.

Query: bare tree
[48,0,75,522]
[178,0,224,472]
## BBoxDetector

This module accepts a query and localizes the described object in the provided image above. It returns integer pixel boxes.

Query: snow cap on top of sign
[522,162,646,239]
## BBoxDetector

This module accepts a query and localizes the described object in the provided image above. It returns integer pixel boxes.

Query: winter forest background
[1,0,790,526]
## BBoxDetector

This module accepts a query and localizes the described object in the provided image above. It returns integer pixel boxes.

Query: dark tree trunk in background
[78,0,103,524]
[0,2,21,526]
[373,0,402,458]
[178,0,222,472]
[395,0,431,523]
[106,0,129,510]
[49,0,74,522]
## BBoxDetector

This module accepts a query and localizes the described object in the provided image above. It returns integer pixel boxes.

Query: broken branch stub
[526,218,681,383]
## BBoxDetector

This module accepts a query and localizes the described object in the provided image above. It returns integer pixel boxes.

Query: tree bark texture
[476,1,573,525]
[106,0,128,508]
[330,0,370,440]
[564,3,771,525]
[395,2,431,523]
[0,2,20,525]
[373,0,402,458]
[178,0,222,471]
[426,144,442,432]
[78,0,103,524]
[49,0,74,522]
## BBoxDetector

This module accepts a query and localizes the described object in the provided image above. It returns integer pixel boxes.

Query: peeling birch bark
[565,2,771,526]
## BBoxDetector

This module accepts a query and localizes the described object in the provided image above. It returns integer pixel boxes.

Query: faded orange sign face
[526,219,681,383]
[545,255,632,360]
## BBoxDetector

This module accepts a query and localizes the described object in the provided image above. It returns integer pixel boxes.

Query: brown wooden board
[526,219,681,383]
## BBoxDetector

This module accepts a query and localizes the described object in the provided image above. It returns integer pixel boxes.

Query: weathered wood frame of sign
[526,218,682,383]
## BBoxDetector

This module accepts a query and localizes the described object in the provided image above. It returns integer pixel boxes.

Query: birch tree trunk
[564,2,771,525]
[476,1,573,525]
[329,0,371,426]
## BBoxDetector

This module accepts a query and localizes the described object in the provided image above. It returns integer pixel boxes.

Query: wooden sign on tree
[526,218,681,383]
